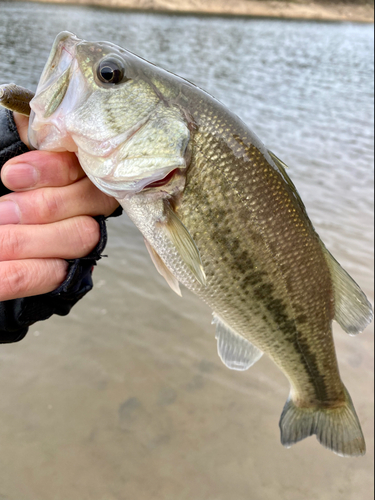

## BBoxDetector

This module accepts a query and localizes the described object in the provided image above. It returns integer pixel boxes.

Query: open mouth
[143,169,179,190]
[28,32,82,150]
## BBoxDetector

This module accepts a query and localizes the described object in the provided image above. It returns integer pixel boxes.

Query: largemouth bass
[6,32,373,457]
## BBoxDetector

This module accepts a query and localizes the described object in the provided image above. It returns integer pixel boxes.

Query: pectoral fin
[144,238,181,297]
[163,201,207,286]
[212,314,263,371]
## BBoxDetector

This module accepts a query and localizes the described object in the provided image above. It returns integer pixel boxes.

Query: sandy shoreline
[15,0,375,22]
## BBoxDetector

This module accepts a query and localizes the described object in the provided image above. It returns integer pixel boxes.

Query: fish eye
[97,56,127,85]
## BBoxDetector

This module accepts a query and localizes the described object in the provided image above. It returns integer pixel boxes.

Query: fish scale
[8,31,371,456]
[176,111,341,403]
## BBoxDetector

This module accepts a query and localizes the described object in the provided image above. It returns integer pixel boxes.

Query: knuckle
[34,188,63,222]
[0,259,68,300]
[34,151,75,186]
[0,262,27,298]
[41,153,72,185]
[0,226,24,260]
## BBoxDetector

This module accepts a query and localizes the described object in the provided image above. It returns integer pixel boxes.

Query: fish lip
[28,32,82,148]
[34,31,81,96]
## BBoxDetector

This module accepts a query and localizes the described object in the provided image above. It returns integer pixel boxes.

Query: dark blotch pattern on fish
[179,119,337,404]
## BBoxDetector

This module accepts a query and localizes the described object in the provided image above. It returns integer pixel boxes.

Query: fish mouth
[28,32,83,150]
[142,168,180,190]
[32,31,81,112]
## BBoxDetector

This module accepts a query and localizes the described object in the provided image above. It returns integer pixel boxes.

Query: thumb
[13,112,30,147]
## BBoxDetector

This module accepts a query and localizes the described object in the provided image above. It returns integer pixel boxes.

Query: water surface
[0,3,373,500]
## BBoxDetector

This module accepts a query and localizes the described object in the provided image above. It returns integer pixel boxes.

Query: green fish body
[15,32,372,456]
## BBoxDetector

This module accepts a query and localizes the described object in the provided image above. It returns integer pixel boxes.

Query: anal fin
[144,238,181,297]
[212,314,263,371]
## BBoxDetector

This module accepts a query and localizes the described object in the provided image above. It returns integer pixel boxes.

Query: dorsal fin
[268,150,310,218]
[323,248,373,335]
[269,150,373,336]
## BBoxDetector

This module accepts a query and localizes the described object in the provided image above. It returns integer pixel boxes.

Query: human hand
[0,113,119,301]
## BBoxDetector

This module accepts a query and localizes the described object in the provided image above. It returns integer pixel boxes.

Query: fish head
[28,32,191,197]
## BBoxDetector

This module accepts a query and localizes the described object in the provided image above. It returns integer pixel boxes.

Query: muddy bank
[14,0,375,22]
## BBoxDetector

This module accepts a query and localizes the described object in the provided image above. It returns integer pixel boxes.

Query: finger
[1,150,86,191]
[0,216,100,262]
[13,112,29,146]
[0,177,119,225]
[0,258,68,301]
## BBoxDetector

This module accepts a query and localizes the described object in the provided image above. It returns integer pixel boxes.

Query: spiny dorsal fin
[323,248,373,335]
[268,150,310,218]
[163,202,207,286]
[268,150,289,170]
[144,238,181,296]
[212,314,263,371]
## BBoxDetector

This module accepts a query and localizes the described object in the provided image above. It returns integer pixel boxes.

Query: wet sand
[13,0,375,23]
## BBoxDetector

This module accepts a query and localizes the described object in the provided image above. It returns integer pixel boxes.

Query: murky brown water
[0,3,373,499]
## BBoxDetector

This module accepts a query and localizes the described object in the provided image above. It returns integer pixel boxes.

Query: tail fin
[279,387,366,457]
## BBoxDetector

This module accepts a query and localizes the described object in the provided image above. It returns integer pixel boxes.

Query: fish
[4,31,373,457]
